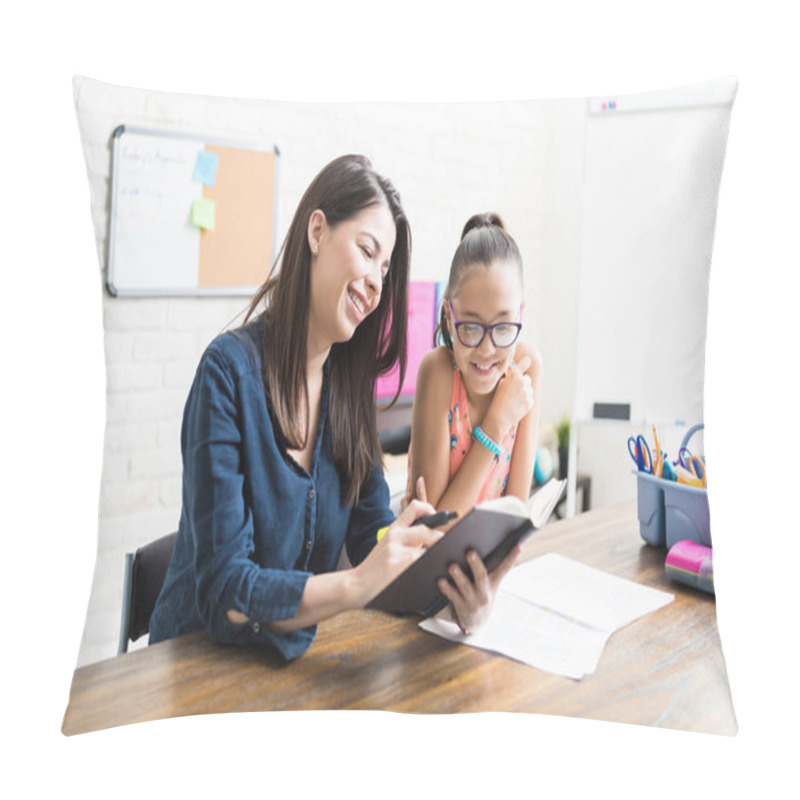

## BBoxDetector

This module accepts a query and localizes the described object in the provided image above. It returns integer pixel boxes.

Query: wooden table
[62,502,737,736]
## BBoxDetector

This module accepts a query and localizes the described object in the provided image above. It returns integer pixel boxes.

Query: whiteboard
[573,78,738,427]
[107,126,278,296]
[566,78,737,515]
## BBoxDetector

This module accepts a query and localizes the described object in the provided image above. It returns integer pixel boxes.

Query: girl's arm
[409,347,516,516]
[408,349,455,509]
[433,427,511,516]
[503,342,543,502]
[426,344,538,516]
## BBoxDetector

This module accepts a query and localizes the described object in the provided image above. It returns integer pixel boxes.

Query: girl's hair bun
[461,212,506,241]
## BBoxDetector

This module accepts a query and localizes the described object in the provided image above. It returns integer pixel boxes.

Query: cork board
[107,126,278,296]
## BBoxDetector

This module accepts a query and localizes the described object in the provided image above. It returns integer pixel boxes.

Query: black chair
[117,532,178,655]
[378,424,411,455]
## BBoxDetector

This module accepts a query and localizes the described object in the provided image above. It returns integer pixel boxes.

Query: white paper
[420,592,611,680]
[501,553,674,632]
[419,554,674,680]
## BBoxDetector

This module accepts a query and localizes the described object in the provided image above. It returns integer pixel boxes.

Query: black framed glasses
[447,301,522,349]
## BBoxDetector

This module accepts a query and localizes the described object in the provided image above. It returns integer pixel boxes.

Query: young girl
[149,159,519,658]
[408,213,541,517]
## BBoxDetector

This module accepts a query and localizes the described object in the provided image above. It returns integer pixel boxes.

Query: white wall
[74,77,557,666]
[539,99,586,432]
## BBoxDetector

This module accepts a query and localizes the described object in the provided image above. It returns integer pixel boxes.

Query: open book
[367,478,567,617]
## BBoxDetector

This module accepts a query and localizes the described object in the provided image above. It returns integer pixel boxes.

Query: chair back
[118,531,177,654]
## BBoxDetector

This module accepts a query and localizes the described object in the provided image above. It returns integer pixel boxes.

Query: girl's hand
[354,497,441,605]
[436,544,522,635]
[484,356,534,440]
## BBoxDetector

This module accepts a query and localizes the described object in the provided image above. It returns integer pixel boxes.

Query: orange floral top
[408,356,517,504]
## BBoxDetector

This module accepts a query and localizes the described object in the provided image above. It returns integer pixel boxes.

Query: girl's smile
[448,261,524,398]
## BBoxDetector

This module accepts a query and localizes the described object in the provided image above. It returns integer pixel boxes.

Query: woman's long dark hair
[244,155,410,504]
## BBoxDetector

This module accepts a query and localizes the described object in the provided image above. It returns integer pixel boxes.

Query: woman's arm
[231,499,442,633]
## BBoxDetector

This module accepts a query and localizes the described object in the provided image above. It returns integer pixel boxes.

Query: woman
[149,155,518,658]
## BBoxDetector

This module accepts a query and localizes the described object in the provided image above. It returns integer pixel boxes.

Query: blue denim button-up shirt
[149,319,394,660]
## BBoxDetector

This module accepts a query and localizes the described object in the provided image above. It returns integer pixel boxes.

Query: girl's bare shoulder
[416,347,454,401]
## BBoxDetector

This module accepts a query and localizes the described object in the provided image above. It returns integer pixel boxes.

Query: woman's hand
[483,355,534,441]
[254,496,443,634]
[353,496,442,605]
[436,544,522,635]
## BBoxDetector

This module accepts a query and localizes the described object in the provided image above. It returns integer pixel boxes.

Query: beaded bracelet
[474,425,502,456]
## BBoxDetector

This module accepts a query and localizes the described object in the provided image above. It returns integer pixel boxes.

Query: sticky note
[192,150,219,187]
[191,197,216,231]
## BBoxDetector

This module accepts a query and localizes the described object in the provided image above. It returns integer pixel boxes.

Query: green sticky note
[191,197,216,231]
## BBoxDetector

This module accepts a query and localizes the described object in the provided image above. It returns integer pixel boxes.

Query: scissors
[674,447,707,487]
[627,434,654,473]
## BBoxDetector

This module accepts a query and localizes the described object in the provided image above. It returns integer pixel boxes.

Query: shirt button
[308,488,315,500]
[252,622,260,633]
[306,540,312,551]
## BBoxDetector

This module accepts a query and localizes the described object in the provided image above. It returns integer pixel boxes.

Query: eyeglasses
[447,301,522,349]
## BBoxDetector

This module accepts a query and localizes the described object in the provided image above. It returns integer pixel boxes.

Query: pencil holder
[665,424,711,548]
[663,480,711,548]
[636,471,666,546]
[635,424,711,549]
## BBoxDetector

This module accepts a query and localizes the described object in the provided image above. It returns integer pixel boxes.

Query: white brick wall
[73,76,563,666]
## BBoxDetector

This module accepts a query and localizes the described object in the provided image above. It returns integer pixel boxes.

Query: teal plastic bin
[635,424,711,548]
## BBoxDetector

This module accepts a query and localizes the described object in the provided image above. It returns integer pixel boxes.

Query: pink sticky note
[376,282,437,398]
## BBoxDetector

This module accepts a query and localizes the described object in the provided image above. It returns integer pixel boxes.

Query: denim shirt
[149,319,394,661]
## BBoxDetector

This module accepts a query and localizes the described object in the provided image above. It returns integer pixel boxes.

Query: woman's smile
[308,202,396,351]
[346,285,370,322]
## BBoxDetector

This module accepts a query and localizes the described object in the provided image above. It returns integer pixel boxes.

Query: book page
[527,478,567,527]
[476,478,566,528]
[476,494,529,517]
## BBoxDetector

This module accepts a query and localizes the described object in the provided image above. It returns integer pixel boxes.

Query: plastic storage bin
[663,479,711,548]
[635,424,711,548]
[636,471,666,546]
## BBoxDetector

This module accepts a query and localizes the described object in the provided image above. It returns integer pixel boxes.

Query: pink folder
[376,281,437,398]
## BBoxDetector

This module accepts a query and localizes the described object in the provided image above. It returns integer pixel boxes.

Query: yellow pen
[376,511,460,542]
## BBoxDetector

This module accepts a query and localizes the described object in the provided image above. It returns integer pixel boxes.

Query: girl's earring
[311,244,318,254]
